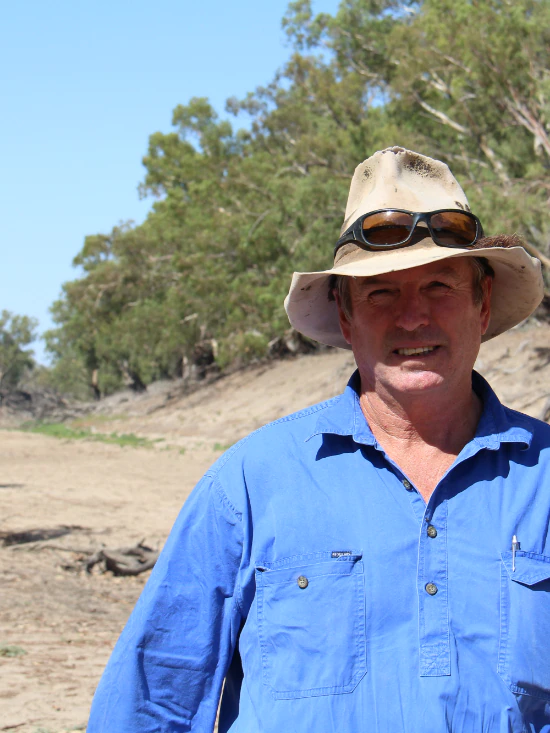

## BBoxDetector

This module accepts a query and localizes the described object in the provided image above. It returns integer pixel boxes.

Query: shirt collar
[307,369,533,451]
[469,371,533,450]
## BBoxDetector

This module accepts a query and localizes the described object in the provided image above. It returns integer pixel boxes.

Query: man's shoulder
[232,392,344,448]
[257,394,344,434]
[208,393,345,475]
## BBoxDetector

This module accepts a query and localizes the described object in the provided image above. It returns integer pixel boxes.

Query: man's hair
[329,256,495,320]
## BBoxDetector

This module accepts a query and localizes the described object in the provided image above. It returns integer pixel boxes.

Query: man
[88,147,550,732]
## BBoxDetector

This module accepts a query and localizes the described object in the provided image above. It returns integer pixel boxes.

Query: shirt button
[425,583,438,595]
[297,576,309,589]
[427,525,438,538]
[402,479,412,490]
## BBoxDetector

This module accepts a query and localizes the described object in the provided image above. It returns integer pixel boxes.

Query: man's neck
[358,379,483,500]
[360,388,482,454]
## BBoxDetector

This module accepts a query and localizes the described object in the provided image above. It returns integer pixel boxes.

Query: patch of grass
[70,414,125,428]
[213,442,233,452]
[107,432,160,448]
[0,643,26,658]
[20,422,161,449]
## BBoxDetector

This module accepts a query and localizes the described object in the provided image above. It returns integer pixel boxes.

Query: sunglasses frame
[334,208,484,256]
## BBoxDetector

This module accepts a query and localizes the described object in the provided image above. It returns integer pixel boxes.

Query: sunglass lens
[362,211,414,246]
[429,211,478,245]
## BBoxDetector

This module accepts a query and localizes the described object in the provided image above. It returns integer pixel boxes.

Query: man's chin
[380,368,446,395]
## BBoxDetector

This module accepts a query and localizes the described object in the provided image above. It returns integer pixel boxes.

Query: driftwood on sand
[84,541,159,576]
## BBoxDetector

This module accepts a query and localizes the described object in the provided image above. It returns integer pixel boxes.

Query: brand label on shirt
[331,550,352,558]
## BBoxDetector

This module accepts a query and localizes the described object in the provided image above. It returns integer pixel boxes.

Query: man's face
[336,258,492,399]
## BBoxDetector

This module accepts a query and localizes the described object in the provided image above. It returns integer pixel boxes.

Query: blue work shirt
[88,371,550,732]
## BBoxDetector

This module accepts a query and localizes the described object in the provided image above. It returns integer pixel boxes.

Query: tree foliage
[46,0,550,396]
[0,311,37,390]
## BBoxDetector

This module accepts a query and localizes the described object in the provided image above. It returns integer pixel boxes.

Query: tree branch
[413,93,470,134]
[504,88,550,159]
[524,238,550,270]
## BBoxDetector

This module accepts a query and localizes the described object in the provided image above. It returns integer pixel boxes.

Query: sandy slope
[1,321,549,732]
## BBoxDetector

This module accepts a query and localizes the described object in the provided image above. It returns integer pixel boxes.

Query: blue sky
[1,0,339,363]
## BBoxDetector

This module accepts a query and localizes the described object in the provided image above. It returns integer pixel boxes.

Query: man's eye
[429,281,450,290]
[369,288,392,297]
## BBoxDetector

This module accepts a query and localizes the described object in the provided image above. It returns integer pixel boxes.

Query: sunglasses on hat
[334,209,484,256]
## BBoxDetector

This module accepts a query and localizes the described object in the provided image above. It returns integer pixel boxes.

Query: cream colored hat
[284,146,544,349]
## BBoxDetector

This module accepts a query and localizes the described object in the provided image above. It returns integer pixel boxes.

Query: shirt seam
[211,475,246,615]
[209,473,243,521]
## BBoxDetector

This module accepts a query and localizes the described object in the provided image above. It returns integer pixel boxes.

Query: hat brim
[284,241,544,350]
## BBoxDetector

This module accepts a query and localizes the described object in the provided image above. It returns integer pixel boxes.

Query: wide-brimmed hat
[284,146,544,349]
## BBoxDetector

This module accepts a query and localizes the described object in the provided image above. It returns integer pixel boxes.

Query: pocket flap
[501,551,550,585]
[256,553,363,587]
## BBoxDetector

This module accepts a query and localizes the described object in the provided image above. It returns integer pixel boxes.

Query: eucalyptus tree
[46,0,550,395]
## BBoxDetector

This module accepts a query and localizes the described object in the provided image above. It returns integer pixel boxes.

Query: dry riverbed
[1,323,550,732]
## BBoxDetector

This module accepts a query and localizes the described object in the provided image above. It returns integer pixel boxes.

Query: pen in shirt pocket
[511,535,520,572]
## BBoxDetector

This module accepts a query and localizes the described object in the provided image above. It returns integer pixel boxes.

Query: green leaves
[0,310,37,390]
[47,0,550,395]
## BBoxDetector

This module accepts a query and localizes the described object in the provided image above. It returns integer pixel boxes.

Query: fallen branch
[0,525,88,547]
[85,540,159,576]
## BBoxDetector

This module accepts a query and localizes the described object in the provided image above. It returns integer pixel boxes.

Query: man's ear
[334,291,353,345]
[480,276,493,336]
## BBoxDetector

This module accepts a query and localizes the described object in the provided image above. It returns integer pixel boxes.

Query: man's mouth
[394,346,438,356]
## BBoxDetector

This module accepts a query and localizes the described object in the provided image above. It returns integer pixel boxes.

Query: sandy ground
[1,322,550,733]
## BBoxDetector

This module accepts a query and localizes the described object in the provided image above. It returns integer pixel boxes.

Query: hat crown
[342,146,470,234]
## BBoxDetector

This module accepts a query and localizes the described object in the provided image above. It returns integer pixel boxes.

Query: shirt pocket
[498,551,550,701]
[255,552,366,700]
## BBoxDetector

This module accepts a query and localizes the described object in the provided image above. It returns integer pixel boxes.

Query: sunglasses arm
[334,224,361,256]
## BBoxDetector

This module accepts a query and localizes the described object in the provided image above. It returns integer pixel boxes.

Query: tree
[0,311,37,390]
[284,0,550,239]
[46,0,550,395]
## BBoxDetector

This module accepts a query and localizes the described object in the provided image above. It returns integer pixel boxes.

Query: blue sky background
[1,0,340,363]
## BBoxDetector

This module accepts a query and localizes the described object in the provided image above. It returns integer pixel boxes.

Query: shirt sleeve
[87,471,245,732]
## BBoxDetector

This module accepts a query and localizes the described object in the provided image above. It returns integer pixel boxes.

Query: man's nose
[393,291,431,331]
